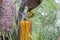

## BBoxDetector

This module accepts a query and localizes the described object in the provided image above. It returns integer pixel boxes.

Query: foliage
[14,0,60,40]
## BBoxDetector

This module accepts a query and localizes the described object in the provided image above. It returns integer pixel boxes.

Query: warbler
[16,0,42,24]
[18,0,42,20]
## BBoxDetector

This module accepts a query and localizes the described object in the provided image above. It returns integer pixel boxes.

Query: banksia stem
[0,0,2,5]
[19,18,31,40]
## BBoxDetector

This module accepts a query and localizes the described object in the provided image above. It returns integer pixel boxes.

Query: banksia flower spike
[0,0,14,32]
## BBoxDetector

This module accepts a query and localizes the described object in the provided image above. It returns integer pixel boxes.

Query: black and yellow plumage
[18,0,41,20]
[16,0,42,24]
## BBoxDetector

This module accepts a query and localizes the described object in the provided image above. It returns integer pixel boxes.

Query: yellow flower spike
[19,18,31,40]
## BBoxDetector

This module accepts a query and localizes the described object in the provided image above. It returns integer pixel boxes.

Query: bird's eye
[32,14,34,15]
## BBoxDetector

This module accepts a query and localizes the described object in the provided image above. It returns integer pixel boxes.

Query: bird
[16,0,42,24]
[18,0,41,20]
